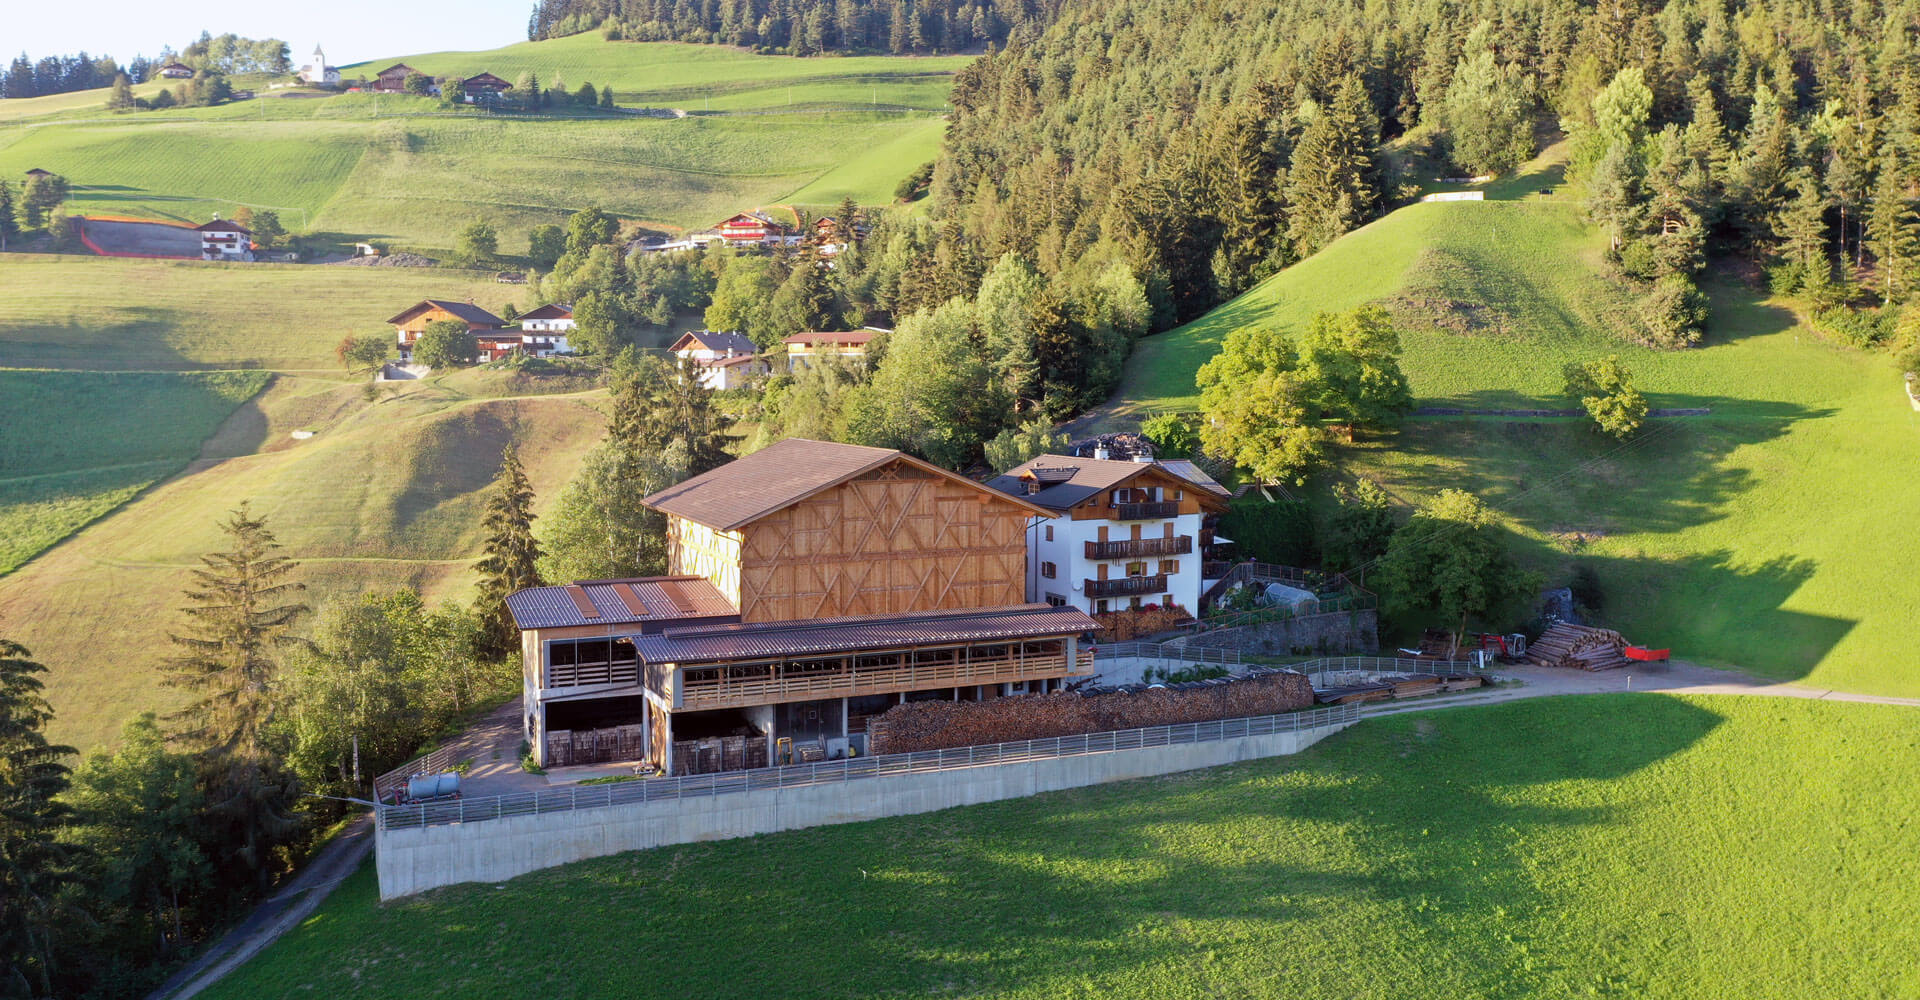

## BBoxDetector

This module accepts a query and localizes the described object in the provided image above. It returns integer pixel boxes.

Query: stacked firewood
[1525,623,1629,670]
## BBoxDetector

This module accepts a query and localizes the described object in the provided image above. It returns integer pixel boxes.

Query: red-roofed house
[712,211,795,247]
[197,218,252,261]
[517,303,573,356]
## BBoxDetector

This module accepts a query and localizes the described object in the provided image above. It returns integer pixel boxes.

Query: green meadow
[0,37,963,250]
[1103,163,1918,699]
[0,370,268,573]
[200,695,1920,1000]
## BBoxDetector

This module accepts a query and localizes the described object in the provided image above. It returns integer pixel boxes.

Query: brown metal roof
[636,603,1099,664]
[782,330,876,347]
[384,299,507,328]
[517,303,572,321]
[985,455,1231,514]
[640,437,1052,531]
[507,576,738,630]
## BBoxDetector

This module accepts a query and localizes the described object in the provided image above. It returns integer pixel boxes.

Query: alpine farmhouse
[507,439,1099,774]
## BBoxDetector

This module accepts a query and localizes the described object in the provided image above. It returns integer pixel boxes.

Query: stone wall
[867,669,1313,755]
[1180,608,1379,656]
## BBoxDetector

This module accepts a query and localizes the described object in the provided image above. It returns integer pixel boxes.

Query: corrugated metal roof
[507,576,737,630]
[985,454,1232,514]
[637,603,1099,664]
[1156,459,1232,497]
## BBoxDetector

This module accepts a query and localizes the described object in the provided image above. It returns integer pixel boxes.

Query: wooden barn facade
[508,439,1099,773]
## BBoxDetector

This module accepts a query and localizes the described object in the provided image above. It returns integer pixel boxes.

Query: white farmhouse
[670,329,767,390]
[517,303,574,356]
[196,218,252,261]
[986,454,1230,616]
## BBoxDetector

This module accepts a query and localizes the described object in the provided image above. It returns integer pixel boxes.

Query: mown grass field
[201,695,1920,999]
[0,253,522,370]
[0,369,608,750]
[0,38,962,249]
[1105,179,1920,698]
[0,370,268,573]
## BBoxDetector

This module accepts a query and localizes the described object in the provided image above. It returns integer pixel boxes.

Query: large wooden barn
[507,439,1100,773]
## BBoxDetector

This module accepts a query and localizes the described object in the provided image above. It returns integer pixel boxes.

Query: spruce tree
[1865,161,1919,304]
[1285,76,1376,258]
[474,444,543,656]
[0,181,17,251]
[0,639,79,999]
[1776,170,1833,292]
[161,503,307,897]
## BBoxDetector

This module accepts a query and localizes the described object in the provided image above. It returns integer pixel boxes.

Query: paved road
[146,814,374,1000]
[1364,659,1920,719]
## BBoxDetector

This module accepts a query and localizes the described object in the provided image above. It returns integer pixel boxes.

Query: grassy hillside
[1104,185,1919,699]
[0,254,521,370]
[0,371,607,750]
[0,38,964,249]
[200,695,1920,999]
[0,370,268,573]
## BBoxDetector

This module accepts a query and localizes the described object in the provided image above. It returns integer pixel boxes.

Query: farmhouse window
[1160,559,1180,575]
[1045,593,1067,607]
[1095,599,1109,613]
[1126,561,1148,577]
[1044,524,1053,541]
[1041,561,1057,579]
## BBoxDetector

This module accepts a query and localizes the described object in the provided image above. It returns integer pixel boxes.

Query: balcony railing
[1084,574,1168,599]
[1085,536,1191,560]
[674,648,1088,711]
[1114,501,1180,520]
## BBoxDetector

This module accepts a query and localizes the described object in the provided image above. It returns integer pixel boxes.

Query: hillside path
[146,813,374,1000]
[1362,659,1920,719]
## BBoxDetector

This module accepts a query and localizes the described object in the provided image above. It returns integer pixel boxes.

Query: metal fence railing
[377,702,1363,832]
[373,743,470,804]
[1095,642,1242,665]
[1303,656,1479,689]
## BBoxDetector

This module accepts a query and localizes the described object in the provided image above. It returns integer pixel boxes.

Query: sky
[8,0,537,67]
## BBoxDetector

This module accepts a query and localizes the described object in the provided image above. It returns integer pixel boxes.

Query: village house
[157,62,194,79]
[709,211,798,247]
[671,330,767,390]
[986,453,1231,617]
[517,303,573,356]
[372,63,420,93]
[812,215,864,257]
[459,72,512,103]
[196,218,252,261]
[783,328,882,368]
[386,299,507,361]
[297,44,339,86]
[24,168,53,179]
[507,439,1098,773]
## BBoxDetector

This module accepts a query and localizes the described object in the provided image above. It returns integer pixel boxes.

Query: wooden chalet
[158,62,194,79]
[461,72,511,101]
[713,210,795,246]
[783,329,879,367]
[508,439,1098,773]
[386,299,507,360]
[671,330,766,390]
[372,63,419,93]
[24,168,53,178]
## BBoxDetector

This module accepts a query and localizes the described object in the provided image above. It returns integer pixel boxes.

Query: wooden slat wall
[732,460,1030,622]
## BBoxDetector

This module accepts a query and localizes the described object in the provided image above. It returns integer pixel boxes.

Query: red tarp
[1624,646,1670,661]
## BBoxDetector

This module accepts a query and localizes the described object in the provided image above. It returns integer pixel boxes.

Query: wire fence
[1301,656,1479,689]
[377,702,1363,832]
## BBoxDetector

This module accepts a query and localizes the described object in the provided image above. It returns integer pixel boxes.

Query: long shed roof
[636,603,1098,664]
[507,576,738,630]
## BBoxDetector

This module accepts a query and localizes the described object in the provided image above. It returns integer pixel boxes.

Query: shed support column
[659,711,675,776]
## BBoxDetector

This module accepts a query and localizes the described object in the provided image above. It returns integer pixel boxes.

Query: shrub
[1217,497,1316,566]
[1141,413,1200,457]
[1811,306,1898,349]
[1639,274,1707,348]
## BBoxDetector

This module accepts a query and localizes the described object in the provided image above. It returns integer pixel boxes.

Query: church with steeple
[298,44,340,86]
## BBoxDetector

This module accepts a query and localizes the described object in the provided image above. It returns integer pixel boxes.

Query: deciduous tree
[1563,355,1648,439]
[412,319,476,368]
[1376,489,1536,656]
[1297,305,1413,441]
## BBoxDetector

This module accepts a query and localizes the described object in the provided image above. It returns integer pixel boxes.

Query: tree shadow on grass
[431,696,1724,999]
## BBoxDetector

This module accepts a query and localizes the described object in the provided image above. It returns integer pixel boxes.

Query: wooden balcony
[1084,574,1168,598]
[671,644,1089,712]
[1114,501,1180,520]
[1085,535,1191,560]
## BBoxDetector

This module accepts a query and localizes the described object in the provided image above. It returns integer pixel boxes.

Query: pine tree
[1865,161,1920,304]
[0,639,79,998]
[473,444,543,656]
[106,72,134,109]
[160,503,307,897]
[0,181,17,251]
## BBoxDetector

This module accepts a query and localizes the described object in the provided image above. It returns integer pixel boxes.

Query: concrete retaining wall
[374,718,1355,899]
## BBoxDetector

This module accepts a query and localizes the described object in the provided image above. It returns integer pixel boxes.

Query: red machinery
[1624,646,1671,662]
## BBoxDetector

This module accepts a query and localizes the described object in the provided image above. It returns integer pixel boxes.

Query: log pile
[1525,624,1629,670]
[867,669,1314,755]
